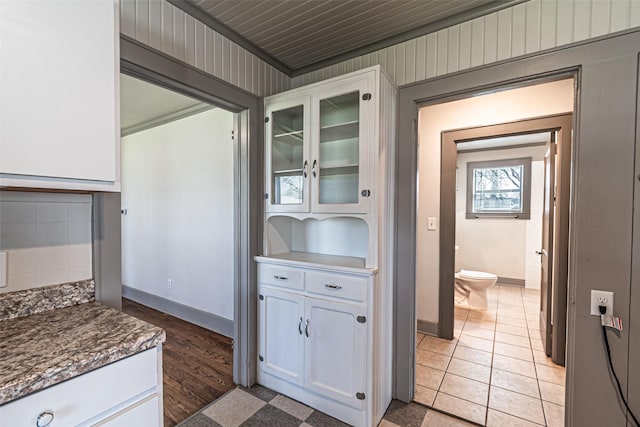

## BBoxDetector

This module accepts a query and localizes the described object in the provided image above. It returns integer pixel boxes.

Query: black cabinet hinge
[259,294,264,300]
[357,316,366,323]
[361,190,371,197]
[259,355,264,362]
[265,117,269,123]
[356,392,366,400]
[264,193,269,200]
[362,93,372,101]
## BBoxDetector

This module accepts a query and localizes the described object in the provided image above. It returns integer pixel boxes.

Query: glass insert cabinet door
[266,97,311,213]
[311,78,371,214]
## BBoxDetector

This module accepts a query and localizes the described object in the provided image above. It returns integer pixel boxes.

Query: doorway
[412,79,574,425]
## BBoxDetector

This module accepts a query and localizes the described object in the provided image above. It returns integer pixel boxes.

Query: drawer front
[95,395,160,427]
[1,348,158,427]
[259,264,304,290]
[306,272,367,302]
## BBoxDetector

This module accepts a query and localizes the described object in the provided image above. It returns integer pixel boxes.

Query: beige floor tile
[270,395,314,420]
[447,357,492,383]
[539,380,566,406]
[378,420,401,427]
[468,311,497,322]
[419,335,458,356]
[458,333,494,352]
[493,341,534,362]
[497,315,528,328]
[532,350,556,366]
[417,333,426,347]
[530,338,545,352]
[495,332,531,348]
[490,369,540,398]
[486,409,544,426]
[417,348,451,371]
[527,321,540,331]
[202,388,266,426]
[416,364,446,390]
[496,323,529,337]
[414,384,438,406]
[453,345,493,367]
[462,325,495,340]
[420,410,477,427]
[492,354,537,378]
[543,400,565,427]
[489,387,545,425]
[535,364,566,385]
[433,392,487,425]
[464,318,496,331]
[498,309,526,319]
[439,373,489,405]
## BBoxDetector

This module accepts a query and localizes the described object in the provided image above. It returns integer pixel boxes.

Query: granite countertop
[0,301,166,405]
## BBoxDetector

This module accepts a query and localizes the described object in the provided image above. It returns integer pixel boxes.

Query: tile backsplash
[0,191,93,293]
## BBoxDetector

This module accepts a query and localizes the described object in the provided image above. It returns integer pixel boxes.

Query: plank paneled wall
[120,0,290,97]
[292,0,640,88]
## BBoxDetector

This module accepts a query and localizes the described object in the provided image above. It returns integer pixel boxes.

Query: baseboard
[497,277,525,287]
[122,285,234,338]
[417,319,438,336]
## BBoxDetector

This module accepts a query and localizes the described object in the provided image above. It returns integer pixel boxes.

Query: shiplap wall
[292,0,640,88]
[120,0,290,97]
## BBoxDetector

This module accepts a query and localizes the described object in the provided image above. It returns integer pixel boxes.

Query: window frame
[465,156,532,219]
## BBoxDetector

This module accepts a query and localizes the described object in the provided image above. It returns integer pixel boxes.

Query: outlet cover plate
[590,290,614,316]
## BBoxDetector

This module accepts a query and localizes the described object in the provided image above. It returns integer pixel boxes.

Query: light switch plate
[427,217,437,230]
[0,252,7,288]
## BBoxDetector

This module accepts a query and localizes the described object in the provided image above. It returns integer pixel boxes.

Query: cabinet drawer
[1,348,158,427]
[306,272,367,302]
[259,264,304,290]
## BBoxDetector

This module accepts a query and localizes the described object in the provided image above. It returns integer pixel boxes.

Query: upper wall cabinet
[265,73,373,214]
[0,0,120,192]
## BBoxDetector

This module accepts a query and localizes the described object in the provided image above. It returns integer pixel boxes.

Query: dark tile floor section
[382,401,428,427]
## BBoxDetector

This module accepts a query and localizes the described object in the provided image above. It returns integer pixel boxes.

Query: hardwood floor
[122,298,235,426]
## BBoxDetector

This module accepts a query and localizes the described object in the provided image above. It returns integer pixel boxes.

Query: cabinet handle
[36,411,54,427]
[303,160,308,178]
[273,275,288,280]
[324,283,342,290]
[305,319,310,337]
[298,317,303,335]
[312,160,317,178]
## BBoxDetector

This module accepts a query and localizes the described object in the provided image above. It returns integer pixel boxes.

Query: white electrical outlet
[427,217,437,230]
[590,290,614,316]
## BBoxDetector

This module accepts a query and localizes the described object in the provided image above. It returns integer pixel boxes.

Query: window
[466,157,531,219]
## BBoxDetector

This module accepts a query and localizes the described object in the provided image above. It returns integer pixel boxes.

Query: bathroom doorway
[413,78,575,425]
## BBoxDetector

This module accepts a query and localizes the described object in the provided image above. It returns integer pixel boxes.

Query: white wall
[119,0,290,97]
[0,192,93,293]
[292,0,640,88]
[416,78,574,324]
[121,108,235,320]
[455,146,546,287]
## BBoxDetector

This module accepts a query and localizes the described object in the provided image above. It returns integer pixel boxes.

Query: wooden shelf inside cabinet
[320,121,359,142]
[320,164,359,176]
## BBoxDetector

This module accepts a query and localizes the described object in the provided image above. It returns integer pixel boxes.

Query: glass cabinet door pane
[318,92,359,205]
[271,105,304,205]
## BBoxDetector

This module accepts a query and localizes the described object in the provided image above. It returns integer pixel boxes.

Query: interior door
[539,140,556,355]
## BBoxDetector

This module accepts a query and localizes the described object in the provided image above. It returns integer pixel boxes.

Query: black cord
[601,325,640,426]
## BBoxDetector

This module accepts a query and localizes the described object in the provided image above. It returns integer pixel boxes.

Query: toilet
[454,269,498,309]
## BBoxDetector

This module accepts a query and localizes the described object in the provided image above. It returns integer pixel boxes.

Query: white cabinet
[0,0,120,192]
[265,73,374,214]
[256,259,384,427]
[0,347,163,427]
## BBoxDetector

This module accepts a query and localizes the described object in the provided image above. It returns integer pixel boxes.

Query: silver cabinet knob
[36,411,54,427]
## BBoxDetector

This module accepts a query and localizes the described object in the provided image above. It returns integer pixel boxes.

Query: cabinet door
[265,97,311,213]
[259,286,305,385]
[0,0,119,191]
[304,298,367,409]
[310,75,373,214]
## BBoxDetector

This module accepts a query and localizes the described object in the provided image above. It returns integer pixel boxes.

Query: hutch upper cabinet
[257,66,397,427]
[266,74,373,214]
[0,0,120,191]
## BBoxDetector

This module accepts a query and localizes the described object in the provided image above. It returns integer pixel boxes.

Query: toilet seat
[457,269,497,280]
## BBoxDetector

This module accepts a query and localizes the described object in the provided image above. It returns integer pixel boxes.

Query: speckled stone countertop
[0,301,166,405]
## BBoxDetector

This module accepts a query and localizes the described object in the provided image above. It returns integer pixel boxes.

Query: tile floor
[413,284,566,426]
